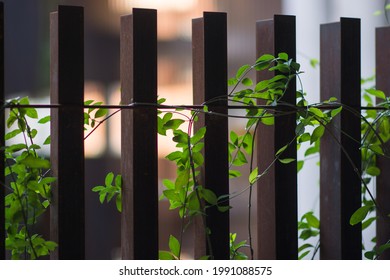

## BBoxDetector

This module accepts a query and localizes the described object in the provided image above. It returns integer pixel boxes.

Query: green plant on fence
[3,57,390,260]
[2,97,111,259]
[92,52,347,260]
[3,97,56,259]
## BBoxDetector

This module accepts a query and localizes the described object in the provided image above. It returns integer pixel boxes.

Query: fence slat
[320,18,361,260]
[120,8,158,260]
[376,26,390,260]
[0,2,4,260]
[193,12,229,260]
[50,5,85,260]
[256,15,297,260]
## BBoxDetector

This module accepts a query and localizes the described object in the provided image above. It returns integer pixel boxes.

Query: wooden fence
[1,4,390,260]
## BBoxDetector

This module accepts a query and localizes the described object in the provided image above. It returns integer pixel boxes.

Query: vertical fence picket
[192,12,229,260]
[50,5,85,260]
[120,9,158,260]
[375,26,390,260]
[0,2,4,260]
[320,18,361,259]
[256,15,297,260]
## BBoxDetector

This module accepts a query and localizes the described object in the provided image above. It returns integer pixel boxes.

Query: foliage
[4,53,390,260]
[92,172,122,212]
[4,97,56,259]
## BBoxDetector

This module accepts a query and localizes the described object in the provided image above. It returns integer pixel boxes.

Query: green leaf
[192,142,204,153]
[298,243,313,253]
[261,114,274,126]
[236,64,251,79]
[201,188,218,205]
[173,130,188,144]
[175,170,189,189]
[105,172,114,187]
[304,146,319,157]
[366,166,381,176]
[311,126,325,144]
[236,150,247,164]
[115,174,122,188]
[242,133,253,155]
[84,100,94,106]
[276,144,288,156]
[42,200,50,208]
[159,250,175,260]
[229,169,241,178]
[350,205,371,226]
[365,89,386,100]
[241,77,253,86]
[43,136,51,145]
[249,167,258,184]
[255,80,269,92]
[256,54,274,63]
[38,116,51,124]
[26,108,38,119]
[191,127,206,144]
[217,205,231,213]
[310,58,319,69]
[278,52,288,61]
[94,108,108,119]
[305,212,320,229]
[228,78,238,86]
[165,119,185,130]
[362,217,376,230]
[299,229,317,240]
[279,158,295,164]
[298,250,311,260]
[331,106,342,118]
[6,144,27,153]
[20,155,50,169]
[369,144,384,155]
[166,151,182,161]
[364,250,376,260]
[116,194,122,212]
[157,97,166,105]
[163,179,175,190]
[309,107,324,118]
[168,235,180,258]
[5,129,22,140]
[297,160,304,173]
[192,152,204,166]
[378,243,390,255]
[230,131,238,146]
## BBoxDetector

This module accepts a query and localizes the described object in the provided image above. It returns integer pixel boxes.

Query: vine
[3,53,390,260]
[3,97,56,259]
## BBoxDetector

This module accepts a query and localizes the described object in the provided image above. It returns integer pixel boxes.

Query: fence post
[192,12,229,260]
[376,26,390,260]
[320,18,361,259]
[50,5,85,260]
[0,2,4,260]
[256,15,297,260]
[120,8,158,260]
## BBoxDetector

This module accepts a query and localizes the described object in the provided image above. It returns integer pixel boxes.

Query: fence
[1,4,390,260]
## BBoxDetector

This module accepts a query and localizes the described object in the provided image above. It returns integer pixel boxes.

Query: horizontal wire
[4,102,389,111]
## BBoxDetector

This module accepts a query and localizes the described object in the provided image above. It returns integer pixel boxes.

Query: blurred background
[2,0,387,259]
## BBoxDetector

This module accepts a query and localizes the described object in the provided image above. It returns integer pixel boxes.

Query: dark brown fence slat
[50,5,85,260]
[320,18,361,259]
[193,12,229,260]
[256,15,297,260]
[120,8,158,260]
[376,26,390,260]
[0,2,4,260]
